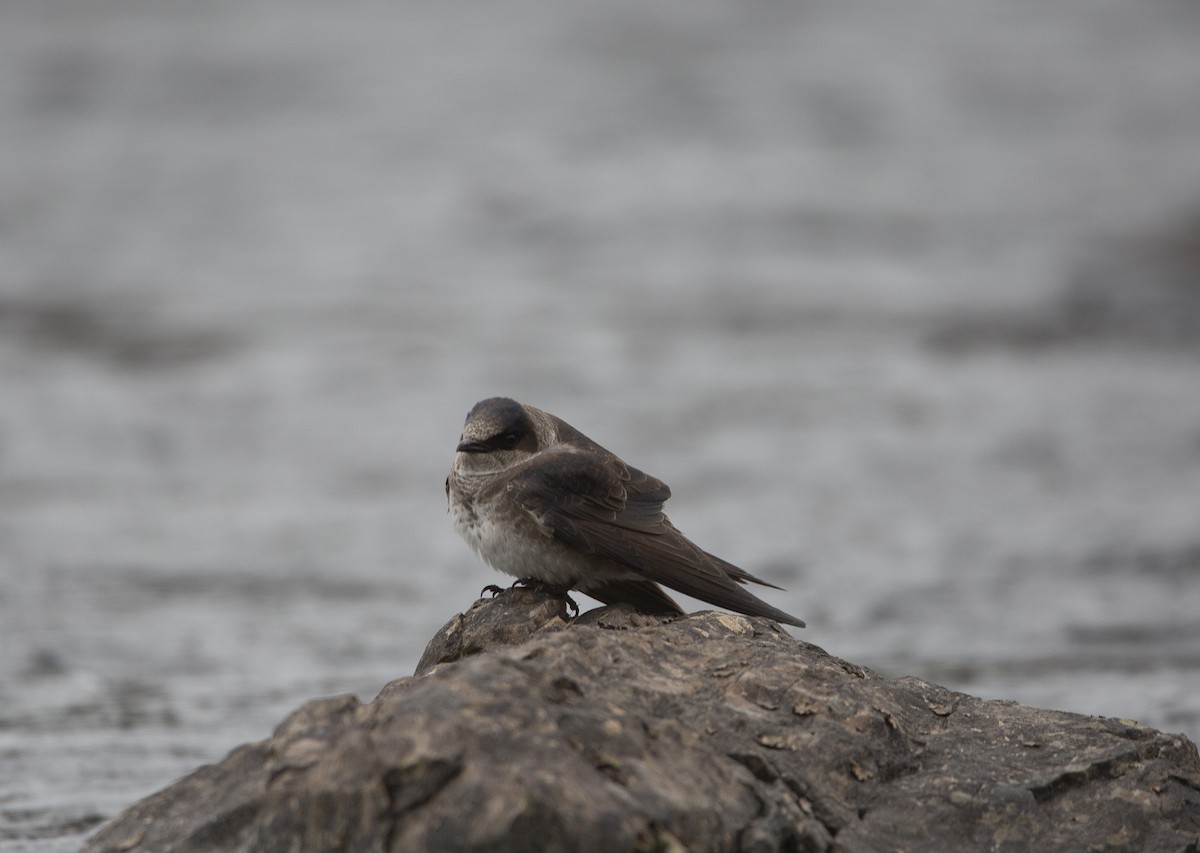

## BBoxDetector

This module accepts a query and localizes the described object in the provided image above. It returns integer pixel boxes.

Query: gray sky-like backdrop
[3,1,1200,848]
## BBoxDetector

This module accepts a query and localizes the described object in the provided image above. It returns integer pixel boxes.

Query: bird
[446,396,805,627]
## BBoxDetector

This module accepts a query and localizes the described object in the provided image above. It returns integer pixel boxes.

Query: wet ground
[2,0,1200,848]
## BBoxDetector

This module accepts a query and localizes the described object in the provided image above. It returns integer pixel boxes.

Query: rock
[85,590,1200,853]
[414,585,569,674]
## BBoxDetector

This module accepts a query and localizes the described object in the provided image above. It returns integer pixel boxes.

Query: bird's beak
[456,439,489,453]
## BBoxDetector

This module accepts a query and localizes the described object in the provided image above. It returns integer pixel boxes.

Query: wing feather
[508,448,804,627]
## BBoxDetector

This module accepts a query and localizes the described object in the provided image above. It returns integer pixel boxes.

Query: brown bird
[446,397,804,627]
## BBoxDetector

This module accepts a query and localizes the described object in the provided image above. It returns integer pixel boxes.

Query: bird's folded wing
[507,450,788,609]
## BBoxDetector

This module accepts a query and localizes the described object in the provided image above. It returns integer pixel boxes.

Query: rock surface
[86,591,1200,852]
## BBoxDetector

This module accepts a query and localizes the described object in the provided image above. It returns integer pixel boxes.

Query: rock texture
[86,590,1200,852]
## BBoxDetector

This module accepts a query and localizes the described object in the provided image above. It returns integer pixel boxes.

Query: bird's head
[453,397,544,474]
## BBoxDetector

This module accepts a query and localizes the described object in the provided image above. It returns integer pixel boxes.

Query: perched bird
[446,397,804,627]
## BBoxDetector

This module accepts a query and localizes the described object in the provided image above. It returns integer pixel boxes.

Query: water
[2,0,1200,848]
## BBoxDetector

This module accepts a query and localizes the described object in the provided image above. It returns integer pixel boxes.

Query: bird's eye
[496,432,520,450]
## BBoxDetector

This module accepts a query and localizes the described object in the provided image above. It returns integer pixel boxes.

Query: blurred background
[2,0,1199,848]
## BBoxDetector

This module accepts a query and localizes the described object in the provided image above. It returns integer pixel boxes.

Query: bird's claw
[498,578,579,619]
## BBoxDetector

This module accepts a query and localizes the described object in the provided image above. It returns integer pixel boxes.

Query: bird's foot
[481,579,578,618]
[561,592,580,619]
[510,578,579,618]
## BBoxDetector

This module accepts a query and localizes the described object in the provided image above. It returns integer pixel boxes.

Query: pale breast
[449,490,587,586]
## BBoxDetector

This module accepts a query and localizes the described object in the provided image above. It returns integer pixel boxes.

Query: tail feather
[584,579,684,616]
[707,552,785,591]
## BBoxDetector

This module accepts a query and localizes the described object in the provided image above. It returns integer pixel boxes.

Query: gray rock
[85,590,1200,852]
[414,585,569,674]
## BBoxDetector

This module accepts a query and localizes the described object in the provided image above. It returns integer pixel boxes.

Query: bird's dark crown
[459,397,537,453]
